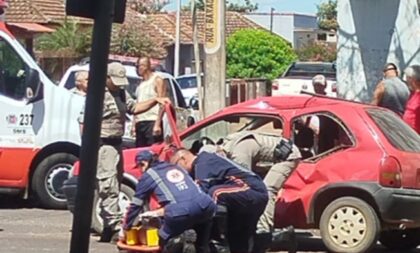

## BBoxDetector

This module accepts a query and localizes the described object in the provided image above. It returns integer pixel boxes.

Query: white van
[0,23,84,208]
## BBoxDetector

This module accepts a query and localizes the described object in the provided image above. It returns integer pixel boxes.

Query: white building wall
[337,0,420,101]
[245,14,294,44]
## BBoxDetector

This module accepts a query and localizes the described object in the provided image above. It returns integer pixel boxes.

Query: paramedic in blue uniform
[171,148,269,253]
[122,150,217,253]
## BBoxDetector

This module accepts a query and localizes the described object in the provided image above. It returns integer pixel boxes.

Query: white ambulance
[0,22,83,208]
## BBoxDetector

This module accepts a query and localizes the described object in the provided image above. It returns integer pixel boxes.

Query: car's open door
[162,103,182,147]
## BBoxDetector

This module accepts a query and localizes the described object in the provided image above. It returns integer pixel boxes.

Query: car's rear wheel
[92,184,135,234]
[319,197,380,253]
[379,228,420,250]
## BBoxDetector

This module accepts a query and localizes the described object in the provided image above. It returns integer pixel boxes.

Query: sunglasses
[383,67,396,72]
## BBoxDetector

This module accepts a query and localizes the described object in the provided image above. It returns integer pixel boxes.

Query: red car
[65,95,420,253]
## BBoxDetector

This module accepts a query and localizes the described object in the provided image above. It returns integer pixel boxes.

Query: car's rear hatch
[365,108,420,189]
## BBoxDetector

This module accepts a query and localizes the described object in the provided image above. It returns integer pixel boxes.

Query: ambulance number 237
[20,114,34,126]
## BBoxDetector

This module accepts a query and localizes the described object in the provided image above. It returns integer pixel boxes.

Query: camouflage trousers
[225,137,300,232]
[256,160,299,233]
[96,144,123,230]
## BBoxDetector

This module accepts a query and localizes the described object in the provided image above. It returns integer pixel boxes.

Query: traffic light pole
[69,0,115,252]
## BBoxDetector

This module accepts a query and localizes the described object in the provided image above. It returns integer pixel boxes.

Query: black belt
[100,137,122,146]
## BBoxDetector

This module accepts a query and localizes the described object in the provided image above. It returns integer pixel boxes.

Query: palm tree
[36,19,92,57]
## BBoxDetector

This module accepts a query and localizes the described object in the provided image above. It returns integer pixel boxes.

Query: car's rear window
[367,108,420,152]
[284,63,336,79]
[177,76,198,89]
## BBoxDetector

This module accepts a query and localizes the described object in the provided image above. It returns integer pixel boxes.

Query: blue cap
[135,150,153,165]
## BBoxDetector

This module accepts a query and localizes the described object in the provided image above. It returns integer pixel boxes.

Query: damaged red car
[65,94,420,253]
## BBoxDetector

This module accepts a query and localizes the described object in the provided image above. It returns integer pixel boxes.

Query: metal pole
[270,7,274,34]
[191,0,203,119]
[69,0,114,252]
[174,0,181,77]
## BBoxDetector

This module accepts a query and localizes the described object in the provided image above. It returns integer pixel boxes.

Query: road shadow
[270,231,420,252]
[0,195,39,209]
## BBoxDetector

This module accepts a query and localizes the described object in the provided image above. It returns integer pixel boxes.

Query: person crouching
[121,150,216,253]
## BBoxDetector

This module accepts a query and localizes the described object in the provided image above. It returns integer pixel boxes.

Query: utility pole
[270,7,275,34]
[174,0,181,77]
[191,0,203,119]
[204,0,226,117]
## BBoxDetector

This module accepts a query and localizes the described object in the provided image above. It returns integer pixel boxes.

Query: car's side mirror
[189,96,199,110]
[187,116,195,127]
[25,68,43,103]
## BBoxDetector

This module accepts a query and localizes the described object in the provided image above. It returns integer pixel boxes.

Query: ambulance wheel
[92,184,135,234]
[32,153,77,209]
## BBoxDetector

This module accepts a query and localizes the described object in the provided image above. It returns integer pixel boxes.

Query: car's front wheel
[32,153,77,209]
[92,184,135,234]
[379,228,420,251]
[319,197,380,253]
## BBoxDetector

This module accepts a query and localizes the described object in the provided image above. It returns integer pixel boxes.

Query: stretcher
[116,240,160,253]
[117,216,161,253]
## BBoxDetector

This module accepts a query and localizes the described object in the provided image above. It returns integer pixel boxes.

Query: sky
[164,0,322,15]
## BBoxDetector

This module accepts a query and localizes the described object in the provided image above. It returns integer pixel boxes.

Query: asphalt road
[0,196,419,253]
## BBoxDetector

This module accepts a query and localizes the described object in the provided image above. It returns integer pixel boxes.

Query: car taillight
[272,81,279,90]
[379,156,401,188]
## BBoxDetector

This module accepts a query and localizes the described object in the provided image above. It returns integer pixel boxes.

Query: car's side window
[182,114,283,154]
[0,38,29,100]
[292,112,354,161]
[165,78,178,107]
[127,76,141,98]
[172,80,187,108]
[64,72,76,90]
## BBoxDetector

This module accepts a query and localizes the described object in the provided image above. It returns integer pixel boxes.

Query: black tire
[32,153,77,209]
[92,184,135,234]
[379,228,420,250]
[319,197,380,253]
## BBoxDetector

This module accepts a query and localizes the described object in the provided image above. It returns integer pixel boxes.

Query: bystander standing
[78,62,170,242]
[371,63,410,115]
[403,65,420,134]
[71,70,88,96]
[134,56,167,147]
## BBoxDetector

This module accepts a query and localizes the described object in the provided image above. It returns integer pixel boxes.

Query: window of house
[317,33,327,41]
[0,38,30,100]
[292,113,354,160]
[181,114,283,154]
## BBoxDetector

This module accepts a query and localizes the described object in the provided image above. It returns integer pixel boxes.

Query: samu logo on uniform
[166,169,189,191]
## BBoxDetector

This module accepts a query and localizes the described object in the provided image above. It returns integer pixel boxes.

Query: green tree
[317,0,338,31]
[36,20,91,55]
[184,0,257,12]
[227,29,297,80]
[295,42,337,62]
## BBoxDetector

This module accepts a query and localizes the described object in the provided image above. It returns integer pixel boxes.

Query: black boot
[252,232,272,253]
[99,226,119,243]
[272,226,297,253]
